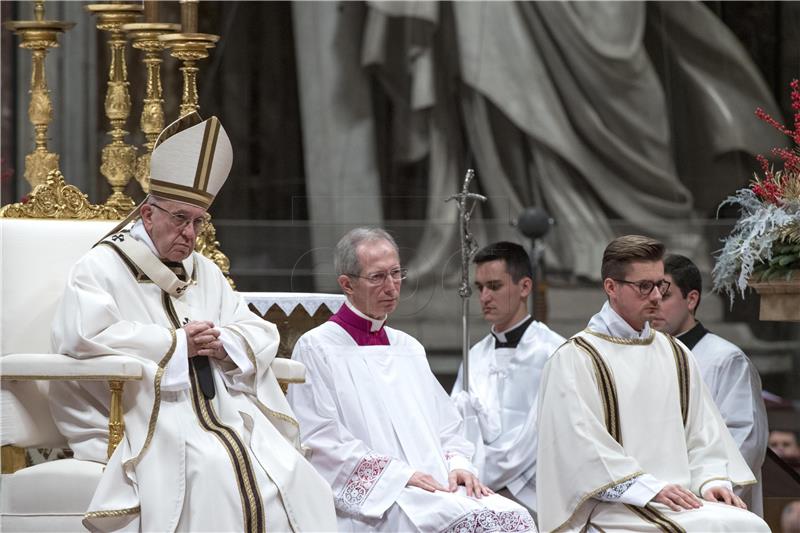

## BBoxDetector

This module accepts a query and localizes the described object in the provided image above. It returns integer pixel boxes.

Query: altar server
[451,242,564,512]
[537,235,769,532]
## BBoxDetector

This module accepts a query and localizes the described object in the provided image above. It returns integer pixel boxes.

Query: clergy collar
[586,301,653,341]
[130,220,194,279]
[344,299,387,333]
[677,321,708,350]
[492,314,533,349]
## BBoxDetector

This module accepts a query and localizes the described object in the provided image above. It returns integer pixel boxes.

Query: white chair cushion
[0,458,102,516]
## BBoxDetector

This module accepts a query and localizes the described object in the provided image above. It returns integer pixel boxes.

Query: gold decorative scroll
[0,170,122,220]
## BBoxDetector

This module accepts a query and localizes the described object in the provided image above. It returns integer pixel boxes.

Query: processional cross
[446,169,486,393]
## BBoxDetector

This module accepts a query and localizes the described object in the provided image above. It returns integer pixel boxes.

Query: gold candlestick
[160,0,218,117]
[123,17,180,193]
[4,1,74,191]
[86,2,142,214]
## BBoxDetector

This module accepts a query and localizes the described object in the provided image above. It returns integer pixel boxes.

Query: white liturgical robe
[50,225,336,532]
[451,316,565,509]
[536,303,769,532]
[678,323,768,515]
[288,312,536,532]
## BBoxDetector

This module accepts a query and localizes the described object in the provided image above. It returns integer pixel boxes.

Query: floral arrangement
[712,79,800,304]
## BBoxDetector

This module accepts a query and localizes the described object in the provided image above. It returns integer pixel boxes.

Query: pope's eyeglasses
[150,203,207,233]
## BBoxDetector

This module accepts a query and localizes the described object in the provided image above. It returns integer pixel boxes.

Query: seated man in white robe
[49,113,336,532]
[536,235,769,532]
[288,228,536,532]
[451,242,564,512]
[652,253,768,515]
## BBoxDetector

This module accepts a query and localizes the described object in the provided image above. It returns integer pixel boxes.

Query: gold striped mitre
[149,112,232,209]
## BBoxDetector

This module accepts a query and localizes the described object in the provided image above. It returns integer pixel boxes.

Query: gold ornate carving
[4,2,74,190]
[0,170,123,219]
[86,3,143,212]
[195,219,235,289]
[1,445,29,474]
[107,380,125,459]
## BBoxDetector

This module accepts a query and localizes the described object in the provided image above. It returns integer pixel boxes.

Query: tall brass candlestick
[160,0,218,117]
[123,4,179,193]
[4,1,74,190]
[86,2,142,213]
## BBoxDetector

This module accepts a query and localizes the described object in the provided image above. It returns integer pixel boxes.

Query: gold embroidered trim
[666,336,690,426]
[84,505,141,520]
[551,471,645,533]
[97,239,154,283]
[584,329,655,345]
[1,374,141,382]
[224,325,299,428]
[698,476,733,494]
[125,327,176,468]
[189,365,265,533]
[625,503,686,533]
[573,337,621,444]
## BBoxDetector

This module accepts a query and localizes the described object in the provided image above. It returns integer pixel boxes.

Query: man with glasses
[288,228,536,531]
[536,235,769,532]
[50,113,336,532]
[652,254,768,515]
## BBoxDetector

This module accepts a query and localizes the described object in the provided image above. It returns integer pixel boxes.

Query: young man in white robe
[536,235,770,532]
[49,113,336,532]
[651,253,768,515]
[451,242,564,513]
[288,228,536,532]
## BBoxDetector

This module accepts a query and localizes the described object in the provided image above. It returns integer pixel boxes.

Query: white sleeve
[595,473,666,506]
[161,329,189,391]
[711,353,767,473]
[218,328,255,375]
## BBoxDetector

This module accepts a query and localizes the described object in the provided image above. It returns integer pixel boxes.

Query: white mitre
[101,112,233,239]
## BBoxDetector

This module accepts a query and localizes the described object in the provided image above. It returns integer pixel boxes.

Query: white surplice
[288,321,537,532]
[535,303,769,532]
[684,328,768,516]
[451,318,565,510]
[49,226,337,532]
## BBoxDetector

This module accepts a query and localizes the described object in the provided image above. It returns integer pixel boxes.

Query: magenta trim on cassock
[328,304,390,346]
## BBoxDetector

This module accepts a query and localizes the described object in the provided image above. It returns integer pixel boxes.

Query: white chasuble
[536,328,769,533]
[288,321,536,532]
[451,321,565,510]
[50,231,336,532]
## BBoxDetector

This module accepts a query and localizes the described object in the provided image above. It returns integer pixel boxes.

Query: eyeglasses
[150,203,208,233]
[348,267,408,285]
[612,278,671,297]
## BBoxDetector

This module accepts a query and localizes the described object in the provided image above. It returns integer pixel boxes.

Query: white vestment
[680,326,768,515]
[451,318,565,510]
[288,320,536,532]
[536,304,769,532]
[50,227,337,532]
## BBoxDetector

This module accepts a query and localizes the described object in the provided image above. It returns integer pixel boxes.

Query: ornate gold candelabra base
[160,33,218,116]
